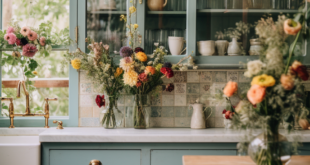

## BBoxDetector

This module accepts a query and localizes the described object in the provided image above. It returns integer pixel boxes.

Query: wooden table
[183,156,310,165]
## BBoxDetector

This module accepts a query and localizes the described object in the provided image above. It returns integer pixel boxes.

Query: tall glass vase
[101,96,117,129]
[248,117,292,165]
[133,94,150,129]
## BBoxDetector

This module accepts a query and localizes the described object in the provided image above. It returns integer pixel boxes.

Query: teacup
[168,37,185,55]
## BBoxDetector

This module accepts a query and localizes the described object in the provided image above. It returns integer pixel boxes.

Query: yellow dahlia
[134,24,139,29]
[71,58,81,70]
[251,74,275,87]
[123,70,138,87]
[114,68,123,78]
[129,6,136,14]
[136,52,148,62]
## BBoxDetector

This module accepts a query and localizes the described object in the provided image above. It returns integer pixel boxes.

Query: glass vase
[133,94,150,129]
[248,118,292,165]
[101,96,118,129]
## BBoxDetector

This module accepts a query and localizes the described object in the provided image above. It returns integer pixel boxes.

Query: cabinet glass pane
[145,0,187,55]
[87,0,127,54]
[196,0,306,56]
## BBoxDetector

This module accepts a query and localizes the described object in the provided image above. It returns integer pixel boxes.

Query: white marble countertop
[1,127,310,143]
[38,128,310,143]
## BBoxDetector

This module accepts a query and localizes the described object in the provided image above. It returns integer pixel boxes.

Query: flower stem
[284,31,301,74]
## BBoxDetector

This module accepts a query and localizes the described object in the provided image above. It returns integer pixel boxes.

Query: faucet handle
[1,97,13,102]
[53,120,63,129]
[45,98,58,101]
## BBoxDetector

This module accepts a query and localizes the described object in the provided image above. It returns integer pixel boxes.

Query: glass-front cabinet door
[86,0,127,55]
[142,0,187,55]
[79,0,310,67]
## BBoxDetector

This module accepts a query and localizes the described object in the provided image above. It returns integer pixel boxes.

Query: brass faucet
[1,80,58,128]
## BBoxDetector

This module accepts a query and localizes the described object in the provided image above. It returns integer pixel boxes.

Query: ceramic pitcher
[190,103,206,129]
[227,38,241,56]
[147,0,168,11]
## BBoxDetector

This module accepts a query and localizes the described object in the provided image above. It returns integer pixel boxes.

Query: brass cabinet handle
[89,160,102,165]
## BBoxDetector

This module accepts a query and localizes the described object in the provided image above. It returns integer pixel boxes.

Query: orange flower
[145,66,156,75]
[280,74,294,90]
[247,85,266,105]
[223,81,238,97]
[284,19,302,35]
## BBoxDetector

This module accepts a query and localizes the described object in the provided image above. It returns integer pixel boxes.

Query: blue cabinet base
[42,143,310,165]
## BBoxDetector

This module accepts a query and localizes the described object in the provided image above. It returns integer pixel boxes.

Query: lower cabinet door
[50,150,140,165]
[151,150,237,165]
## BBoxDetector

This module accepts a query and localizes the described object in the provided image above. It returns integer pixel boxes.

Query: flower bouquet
[223,10,310,165]
[119,45,174,129]
[65,39,124,128]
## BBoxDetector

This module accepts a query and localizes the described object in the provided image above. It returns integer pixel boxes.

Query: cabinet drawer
[151,149,236,165]
[50,150,140,165]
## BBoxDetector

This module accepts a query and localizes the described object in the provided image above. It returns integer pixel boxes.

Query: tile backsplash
[79,70,251,128]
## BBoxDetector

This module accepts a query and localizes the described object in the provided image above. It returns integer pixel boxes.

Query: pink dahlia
[27,31,38,41]
[39,37,46,46]
[6,27,14,34]
[22,44,38,57]
[4,33,17,45]
[20,26,30,37]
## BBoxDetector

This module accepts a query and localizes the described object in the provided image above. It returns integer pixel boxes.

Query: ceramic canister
[197,40,215,56]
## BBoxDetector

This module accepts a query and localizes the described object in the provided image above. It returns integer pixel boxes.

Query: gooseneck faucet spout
[16,81,30,115]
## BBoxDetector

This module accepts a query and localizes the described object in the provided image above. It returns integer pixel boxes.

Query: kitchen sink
[0,136,40,165]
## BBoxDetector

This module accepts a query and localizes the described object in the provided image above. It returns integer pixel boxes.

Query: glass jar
[249,38,263,56]
[133,94,150,129]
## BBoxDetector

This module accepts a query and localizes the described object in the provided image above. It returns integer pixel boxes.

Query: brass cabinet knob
[89,160,102,165]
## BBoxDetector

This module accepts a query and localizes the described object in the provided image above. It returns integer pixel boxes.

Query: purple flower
[120,46,133,57]
[163,62,172,68]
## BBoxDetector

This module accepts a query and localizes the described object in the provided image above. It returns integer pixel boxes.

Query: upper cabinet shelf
[147,11,187,15]
[88,11,127,14]
[197,9,300,13]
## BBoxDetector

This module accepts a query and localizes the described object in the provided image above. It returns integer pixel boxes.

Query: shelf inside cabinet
[164,55,259,68]
[197,9,299,14]
[88,11,127,15]
[147,11,187,15]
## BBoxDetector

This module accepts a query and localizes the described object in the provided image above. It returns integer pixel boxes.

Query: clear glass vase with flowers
[119,45,174,129]
[65,39,124,129]
[222,6,310,164]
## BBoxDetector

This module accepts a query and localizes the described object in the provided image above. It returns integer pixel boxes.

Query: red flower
[95,95,105,108]
[138,73,148,82]
[296,66,309,81]
[161,67,174,78]
[222,109,227,114]
[16,39,21,46]
[165,83,174,92]
[225,111,234,119]
[136,81,142,88]
[160,67,167,74]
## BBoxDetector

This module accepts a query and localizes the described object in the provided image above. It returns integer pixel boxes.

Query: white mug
[168,36,185,55]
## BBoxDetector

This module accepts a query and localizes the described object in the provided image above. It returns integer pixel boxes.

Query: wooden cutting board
[183,156,310,165]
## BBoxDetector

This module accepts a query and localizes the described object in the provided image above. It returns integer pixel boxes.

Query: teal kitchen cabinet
[42,143,238,165]
[151,149,236,165]
[42,142,310,165]
[77,0,309,68]
[50,150,140,165]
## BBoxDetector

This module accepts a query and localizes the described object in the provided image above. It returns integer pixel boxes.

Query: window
[0,0,78,127]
